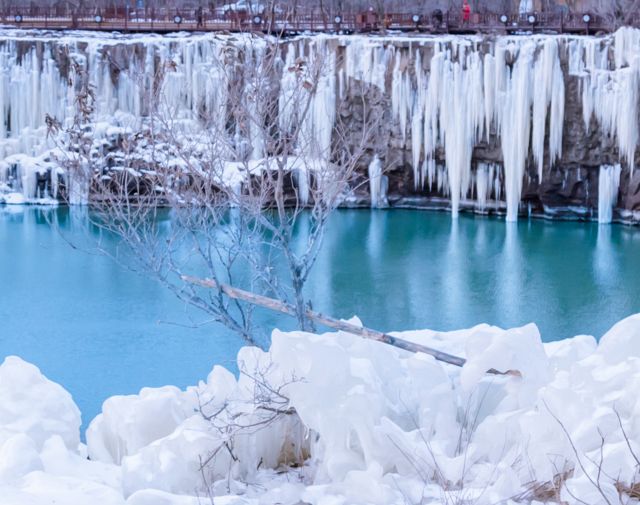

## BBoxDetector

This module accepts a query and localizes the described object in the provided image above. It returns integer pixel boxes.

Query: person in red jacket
[462,0,471,25]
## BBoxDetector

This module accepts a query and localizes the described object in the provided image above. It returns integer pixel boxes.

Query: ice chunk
[0,356,80,450]
[0,434,43,483]
[87,386,195,464]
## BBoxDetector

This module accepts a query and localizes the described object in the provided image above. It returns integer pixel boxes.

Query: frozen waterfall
[368,155,387,208]
[393,36,565,222]
[0,30,638,223]
[598,164,622,224]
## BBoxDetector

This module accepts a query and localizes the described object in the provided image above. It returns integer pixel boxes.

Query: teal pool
[1,207,639,427]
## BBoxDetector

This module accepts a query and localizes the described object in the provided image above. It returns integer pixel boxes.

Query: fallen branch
[182,276,521,377]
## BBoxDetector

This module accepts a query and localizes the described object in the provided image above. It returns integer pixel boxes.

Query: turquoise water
[2,207,640,427]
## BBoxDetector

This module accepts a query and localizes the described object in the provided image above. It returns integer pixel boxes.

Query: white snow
[2,315,640,504]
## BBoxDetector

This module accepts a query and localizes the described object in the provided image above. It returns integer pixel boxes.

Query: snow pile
[0,356,80,450]
[1,316,640,503]
[0,357,124,504]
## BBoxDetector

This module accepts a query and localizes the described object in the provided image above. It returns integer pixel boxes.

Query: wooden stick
[181,275,521,377]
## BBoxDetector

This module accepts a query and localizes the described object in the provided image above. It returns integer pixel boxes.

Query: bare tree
[50,32,382,345]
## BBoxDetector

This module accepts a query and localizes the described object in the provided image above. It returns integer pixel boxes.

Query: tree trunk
[182,275,521,377]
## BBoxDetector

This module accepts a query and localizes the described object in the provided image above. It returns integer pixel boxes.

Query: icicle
[598,164,621,224]
[475,162,499,210]
[411,51,424,188]
[279,43,298,133]
[391,50,411,144]
[531,38,565,181]
[500,43,535,222]
[310,39,336,161]
[368,155,386,208]
[426,158,436,190]
[580,29,640,172]
[493,165,502,203]
[294,167,309,206]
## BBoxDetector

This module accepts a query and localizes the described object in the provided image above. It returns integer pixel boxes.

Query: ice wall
[352,36,566,221]
[338,32,640,222]
[576,28,640,169]
[0,30,637,222]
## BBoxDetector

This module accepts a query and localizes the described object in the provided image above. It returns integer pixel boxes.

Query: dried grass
[513,469,573,504]
[616,480,640,500]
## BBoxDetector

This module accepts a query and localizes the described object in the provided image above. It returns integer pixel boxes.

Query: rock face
[0,29,640,223]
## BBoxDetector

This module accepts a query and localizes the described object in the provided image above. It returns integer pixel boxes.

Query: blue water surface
[1,206,639,428]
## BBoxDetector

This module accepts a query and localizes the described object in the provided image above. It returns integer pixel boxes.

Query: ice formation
[519,0,534,14]
[378,35,567,221]
[598,164,622,224]
[368,154,387,208]
[578,28,640,169]
[3,315,640,504]
[0,30,638,221]
[474,162,501,211]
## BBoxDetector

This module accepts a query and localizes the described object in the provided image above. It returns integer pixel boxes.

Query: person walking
[462,0,471,25]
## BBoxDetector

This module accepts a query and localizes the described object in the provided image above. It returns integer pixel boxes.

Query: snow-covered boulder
[87,385,194,465]
[598,313,640,362]
[4,314,640,503]
[0,356,81,450]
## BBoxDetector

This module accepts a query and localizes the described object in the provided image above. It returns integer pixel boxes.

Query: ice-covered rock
[87,385,195,465]
[4,315,640,503]
[0,356,81,450]
[120,414,221,496]
[597,313,640,362]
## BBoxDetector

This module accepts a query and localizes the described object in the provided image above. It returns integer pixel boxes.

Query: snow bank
[2,317,640,504]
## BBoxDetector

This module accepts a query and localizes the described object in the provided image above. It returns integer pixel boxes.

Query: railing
[0,8,616,35]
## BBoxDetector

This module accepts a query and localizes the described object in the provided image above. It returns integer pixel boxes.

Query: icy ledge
[2,316,640,504]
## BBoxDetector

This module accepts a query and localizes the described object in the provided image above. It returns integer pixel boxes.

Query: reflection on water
[0,206,244,429]
[310,209,640,342]
[2,206,640,427]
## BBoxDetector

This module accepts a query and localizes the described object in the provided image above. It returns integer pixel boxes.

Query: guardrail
[0,8,615,35]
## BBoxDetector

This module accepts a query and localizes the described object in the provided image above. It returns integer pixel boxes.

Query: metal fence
[0,8,615,35]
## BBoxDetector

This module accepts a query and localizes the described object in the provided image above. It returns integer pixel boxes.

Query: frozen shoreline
[1,316,640,504]
[3,29,640,223]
